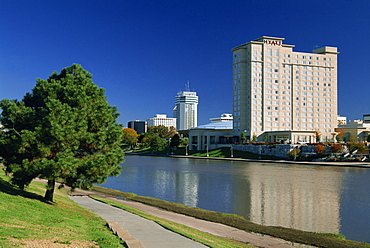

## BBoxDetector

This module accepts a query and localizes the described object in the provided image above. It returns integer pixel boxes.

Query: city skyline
[0,1,369,126]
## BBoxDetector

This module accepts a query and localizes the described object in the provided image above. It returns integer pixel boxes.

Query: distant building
[127,120,147,134]
[188,114,239,151]
[364,114,370,123]
[173,90,198,131]
[231,36,339,142]
[210,113,233,123]
[335,120,370,142]
[337,115,347,126]
[146,114,176,129]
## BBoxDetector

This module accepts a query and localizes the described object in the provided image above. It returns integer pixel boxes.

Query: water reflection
[244,164,341,233]
[100,155,370,243]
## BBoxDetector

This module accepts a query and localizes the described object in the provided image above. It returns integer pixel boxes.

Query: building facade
[232,36,338,142]
[127,120,147,134]
[188,114,238,150]
[173,91,198,130]
[146,114,176,129]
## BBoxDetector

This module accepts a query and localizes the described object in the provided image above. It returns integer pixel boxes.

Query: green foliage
[138,132,166,151]
[252,134,257,141]
[147,125,176,138]
[0,64,124,201]
[347,142,366,153]
[240,132,247,143]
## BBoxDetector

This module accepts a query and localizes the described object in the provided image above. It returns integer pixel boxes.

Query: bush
[331,143,342,153]
[316,144,326,154]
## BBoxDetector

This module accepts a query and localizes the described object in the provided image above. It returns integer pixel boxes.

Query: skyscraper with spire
[173,82,198,130]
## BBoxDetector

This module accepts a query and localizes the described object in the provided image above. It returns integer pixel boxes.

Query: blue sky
[0,0,369,126]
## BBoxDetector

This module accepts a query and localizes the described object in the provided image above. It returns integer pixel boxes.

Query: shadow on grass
[0,177,51,204]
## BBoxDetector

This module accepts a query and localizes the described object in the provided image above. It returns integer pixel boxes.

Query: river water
[99,155,370,243]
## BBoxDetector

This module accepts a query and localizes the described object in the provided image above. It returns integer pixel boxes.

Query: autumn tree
[122,128,138,149]
[0,64,124,201]
[315,144,326,154]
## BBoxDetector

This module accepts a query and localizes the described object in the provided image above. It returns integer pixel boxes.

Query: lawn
[0,170,124,247]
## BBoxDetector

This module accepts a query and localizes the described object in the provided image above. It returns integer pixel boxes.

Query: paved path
[70,189,293,248]
[70,196,208,248]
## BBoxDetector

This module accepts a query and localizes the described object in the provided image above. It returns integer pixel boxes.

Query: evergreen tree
[170,133,180,148]
[0,64,124,201]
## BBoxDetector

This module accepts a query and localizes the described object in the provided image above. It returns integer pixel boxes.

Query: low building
[337,115,347,126]
[146,114,176,129]
[261,130,318,143]
[335,119,370,142]
[188,114,239,151]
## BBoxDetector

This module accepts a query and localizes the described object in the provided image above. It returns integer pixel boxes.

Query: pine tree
[0,64,124,201]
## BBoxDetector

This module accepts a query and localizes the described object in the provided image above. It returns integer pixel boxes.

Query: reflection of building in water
[238,165,341,234]
[151,169,200,207]
[175,172,199,207]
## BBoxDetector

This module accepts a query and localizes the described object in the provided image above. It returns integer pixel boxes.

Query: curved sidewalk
[70,196,208,248]
[70,192,293,248]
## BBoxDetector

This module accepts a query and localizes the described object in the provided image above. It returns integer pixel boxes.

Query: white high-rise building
[146,114,176,129]
[232,36,339,142]
[174,91,198,130]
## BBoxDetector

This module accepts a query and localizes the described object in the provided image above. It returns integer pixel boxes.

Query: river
[98,155,370,243]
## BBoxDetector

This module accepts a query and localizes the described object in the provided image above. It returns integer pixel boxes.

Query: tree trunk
[44,179,55,202]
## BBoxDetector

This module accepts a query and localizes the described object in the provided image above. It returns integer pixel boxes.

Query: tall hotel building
[232,36,338,142]
[173,91,198,130]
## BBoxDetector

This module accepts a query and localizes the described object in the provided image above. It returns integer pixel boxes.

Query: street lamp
[230,146,233,158]
[185,144,188,156]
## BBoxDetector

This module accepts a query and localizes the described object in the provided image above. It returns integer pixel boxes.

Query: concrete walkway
[70,196,208,248]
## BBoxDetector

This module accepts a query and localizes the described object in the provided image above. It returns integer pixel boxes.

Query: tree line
[122,125,188,152]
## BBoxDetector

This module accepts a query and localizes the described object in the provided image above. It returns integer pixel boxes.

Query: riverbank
[126,151,370,168]
[89,185,370,248]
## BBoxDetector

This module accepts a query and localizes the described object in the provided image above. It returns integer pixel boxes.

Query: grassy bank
[0,170,124,247]
[92,185,370,248]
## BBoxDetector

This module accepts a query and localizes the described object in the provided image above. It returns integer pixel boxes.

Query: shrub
[316,144,326,154]
[331,143,342,153]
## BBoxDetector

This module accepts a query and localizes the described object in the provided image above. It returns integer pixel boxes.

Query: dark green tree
[0,64,124,201]
[170,133,180,148]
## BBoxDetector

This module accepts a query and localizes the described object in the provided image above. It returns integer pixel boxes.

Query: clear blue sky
[0,0,369,126]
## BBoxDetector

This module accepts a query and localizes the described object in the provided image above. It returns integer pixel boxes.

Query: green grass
[92,185,370,248]
[91,195,254,248]
[0,170,124,247]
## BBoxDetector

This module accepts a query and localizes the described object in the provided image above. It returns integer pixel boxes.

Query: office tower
[174,89,198,131]
[127,120,147,134]
[146,114,176,129]
[232,36,338,142]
